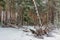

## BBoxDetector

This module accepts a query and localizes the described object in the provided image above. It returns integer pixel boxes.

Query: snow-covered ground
[0,27,60,40]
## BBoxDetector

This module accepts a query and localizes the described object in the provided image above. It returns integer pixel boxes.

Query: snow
[0,27,60,40]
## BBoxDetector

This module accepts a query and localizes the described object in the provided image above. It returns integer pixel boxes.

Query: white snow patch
[0,27,60,40]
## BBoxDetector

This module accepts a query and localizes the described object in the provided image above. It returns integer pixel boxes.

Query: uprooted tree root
[30,28,51,39]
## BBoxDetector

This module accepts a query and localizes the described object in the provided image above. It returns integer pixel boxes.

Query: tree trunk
[32,0,42,27]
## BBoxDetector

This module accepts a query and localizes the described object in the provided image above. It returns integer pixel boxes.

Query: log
[7,23,18,28]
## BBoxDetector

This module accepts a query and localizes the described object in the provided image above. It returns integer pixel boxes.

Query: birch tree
[32,0,42,28]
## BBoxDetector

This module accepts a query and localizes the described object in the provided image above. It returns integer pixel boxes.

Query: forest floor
[0,26,60,40]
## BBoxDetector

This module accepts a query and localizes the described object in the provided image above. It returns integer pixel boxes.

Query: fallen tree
[2,23,18,28]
